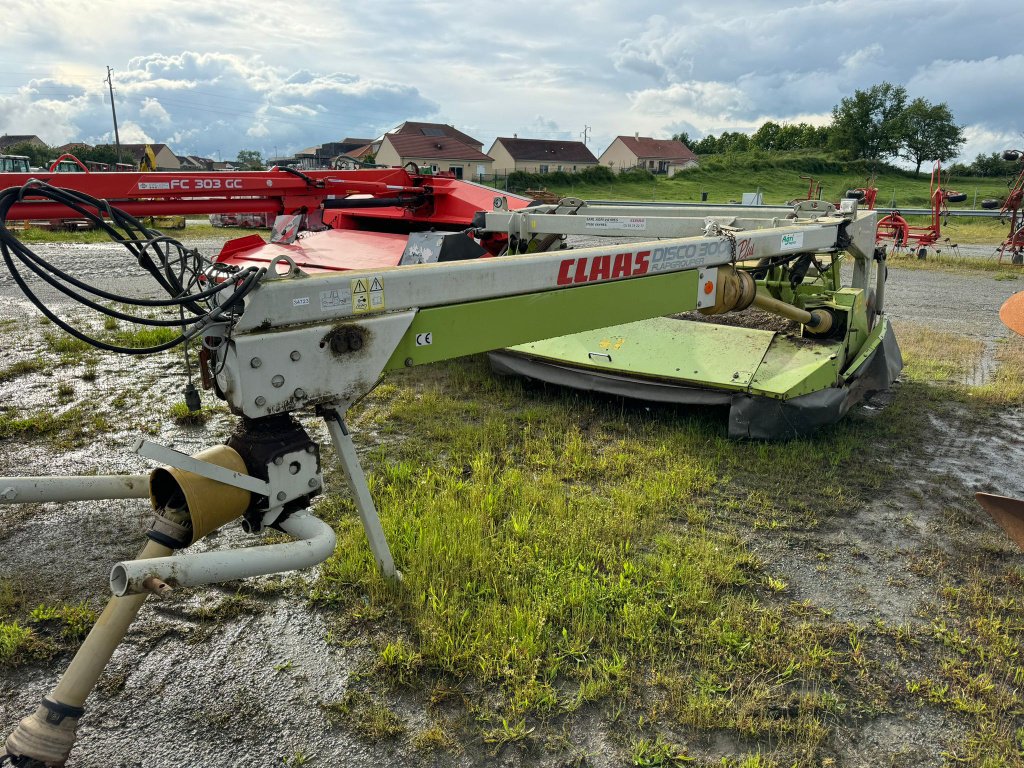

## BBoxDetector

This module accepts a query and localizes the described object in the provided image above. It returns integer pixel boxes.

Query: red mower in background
[0,164,535,266]
[981,149,1024,265]
[843,175,878,210]
[789,174,878,211]
[875,161,965,259]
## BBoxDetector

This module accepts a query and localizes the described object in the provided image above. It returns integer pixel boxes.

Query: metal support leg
[322,408,400,582]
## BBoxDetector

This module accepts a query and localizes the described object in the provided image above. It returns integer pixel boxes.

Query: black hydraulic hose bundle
[0,180,265,355]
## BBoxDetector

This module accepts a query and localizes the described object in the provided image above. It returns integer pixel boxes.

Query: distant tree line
[947,152,1020,179]
[676,82,967,174]
[675,123,831,156]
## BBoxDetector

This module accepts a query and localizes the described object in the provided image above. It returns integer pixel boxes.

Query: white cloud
[139,98,171,127]
[1,0,1022,161]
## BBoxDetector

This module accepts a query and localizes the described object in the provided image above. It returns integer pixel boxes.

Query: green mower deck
[490,314,901,440]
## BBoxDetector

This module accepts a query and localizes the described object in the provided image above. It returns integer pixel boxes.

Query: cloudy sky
[2,0,1020,163]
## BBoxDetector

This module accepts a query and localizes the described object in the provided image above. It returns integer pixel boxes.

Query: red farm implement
[981,149,1024,264]
[875,161,965,258]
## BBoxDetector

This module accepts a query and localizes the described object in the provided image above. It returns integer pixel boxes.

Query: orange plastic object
[999,292,1024,336]
[976,492,1024,550]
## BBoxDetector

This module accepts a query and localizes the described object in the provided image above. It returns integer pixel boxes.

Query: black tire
[981,199,1002,210]
[945,191,967,203]
[917,247,928,260]
[1003,150,1021,162]
[844,189,866,200]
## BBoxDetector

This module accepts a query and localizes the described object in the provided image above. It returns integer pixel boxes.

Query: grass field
[538,169,1010,210]
[302,332,1024,766]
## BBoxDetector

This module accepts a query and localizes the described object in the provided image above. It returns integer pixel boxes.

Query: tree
[719,131,750,153]
[751,121,781,151]
[4,141,51,168]
[900,98,965,174]
[672,131,692,148]
[949,152,1018,178]
[691,134,718,154]
[830,82,908,162]
[236,149,264,170]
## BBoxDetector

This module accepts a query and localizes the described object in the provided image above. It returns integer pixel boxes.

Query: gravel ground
[1,229,1022,767]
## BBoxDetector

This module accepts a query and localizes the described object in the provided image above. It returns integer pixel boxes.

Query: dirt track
[1,233,1023,767]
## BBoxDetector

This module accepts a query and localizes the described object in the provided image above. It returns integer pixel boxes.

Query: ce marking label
[415,332,433,347]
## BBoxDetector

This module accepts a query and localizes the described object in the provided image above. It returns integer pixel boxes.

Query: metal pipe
[0,475,150,504]
[874,252,887,316]
[109,511,336,596]
[752,289,813,324]
[752,289,833,334]
[4,539,172,766]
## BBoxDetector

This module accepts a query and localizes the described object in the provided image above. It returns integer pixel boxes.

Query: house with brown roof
[0,134,47,152]
[487,137,598,175]
[388,122,484,151]
[599,135,699,175]
[119,143,181,171]
[375,133,493,179]
[177,155,215,171]
[57,142,92,154]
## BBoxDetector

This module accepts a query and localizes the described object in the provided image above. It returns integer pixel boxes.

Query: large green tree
[830,82,908,162]
[900,98,965,174]
[236,149,264,170]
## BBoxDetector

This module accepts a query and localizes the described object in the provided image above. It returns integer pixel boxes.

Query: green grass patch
[42,330,92,357]
[0,405,111,446]
[322,691,406,739]
[971,335,1024,406]
[0,621,43,665]
[106,325,182,349]
[30,601,98,643]
[0,358,46,383]
[895,322,985,385]
[904,566,1024,764]
[168,401,213,426]
[307,356,922,762]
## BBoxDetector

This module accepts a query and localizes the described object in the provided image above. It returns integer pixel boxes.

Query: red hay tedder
[981,149,1024,264]
[875,161,965,259]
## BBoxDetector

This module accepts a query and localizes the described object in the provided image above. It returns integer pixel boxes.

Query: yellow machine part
[149,445,252,544]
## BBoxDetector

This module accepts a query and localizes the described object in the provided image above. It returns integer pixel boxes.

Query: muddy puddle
[1,232,1023,767]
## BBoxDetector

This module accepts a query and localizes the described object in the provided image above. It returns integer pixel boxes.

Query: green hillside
[527,152,1012,209]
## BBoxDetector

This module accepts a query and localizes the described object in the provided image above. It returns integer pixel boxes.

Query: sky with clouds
[2,0,1020,164]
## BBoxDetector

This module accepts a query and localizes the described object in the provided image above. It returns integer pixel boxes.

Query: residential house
[388,122,483,151]
[599,135,699,175]
[332,143,375,169]
[0,134,47,152]
[487,137,598,175]
[374,133,493,179]
[57,142,92,154]
[119,143,181,171]
[177,155,215,171]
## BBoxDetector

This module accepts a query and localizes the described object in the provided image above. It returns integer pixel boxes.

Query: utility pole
[105,66,122,163]
[580,125,591,145]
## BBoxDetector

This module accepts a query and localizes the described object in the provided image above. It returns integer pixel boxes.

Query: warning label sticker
[352,276,385,314]
[584,216,647,231]
[320,289,351,312]
[137,182,171,191]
